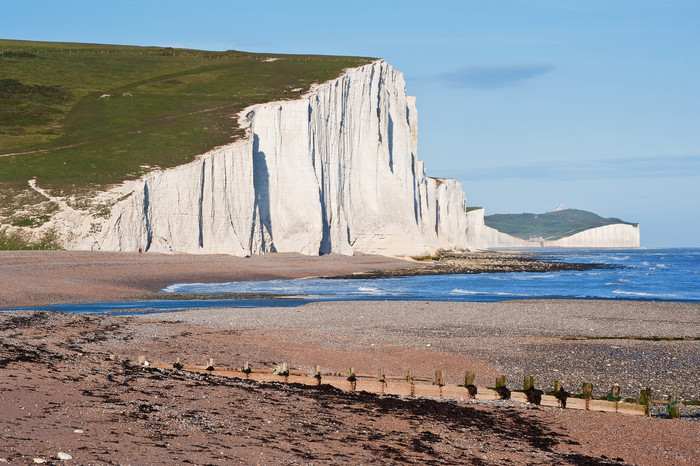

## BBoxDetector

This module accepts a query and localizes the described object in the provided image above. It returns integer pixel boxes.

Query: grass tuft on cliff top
[0,39,373,216]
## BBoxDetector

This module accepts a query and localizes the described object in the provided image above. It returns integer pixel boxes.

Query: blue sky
[2,0,699,246]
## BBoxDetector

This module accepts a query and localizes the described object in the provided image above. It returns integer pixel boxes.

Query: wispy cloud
[451,155,700,181]
[437,64,555,89]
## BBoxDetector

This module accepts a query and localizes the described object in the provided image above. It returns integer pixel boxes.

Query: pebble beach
[1,251,699,464]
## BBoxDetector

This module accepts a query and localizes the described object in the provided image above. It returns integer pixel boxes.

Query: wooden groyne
[134,356,683,418]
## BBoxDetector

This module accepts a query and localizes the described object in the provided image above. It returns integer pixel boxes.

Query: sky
[2,0,699,247]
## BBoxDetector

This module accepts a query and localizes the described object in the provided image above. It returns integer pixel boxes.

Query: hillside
[484,208,638,241]
[0,39,372,237]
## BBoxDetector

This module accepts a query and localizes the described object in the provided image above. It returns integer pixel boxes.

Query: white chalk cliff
[59,60,472,256]
[465,208,640,248]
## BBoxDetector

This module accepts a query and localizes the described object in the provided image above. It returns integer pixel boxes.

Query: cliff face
[545,224,640,248]
[466,208,640,248]
[61,61,471,256]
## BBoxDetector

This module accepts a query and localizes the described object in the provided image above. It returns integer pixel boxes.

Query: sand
[1,251,699,464]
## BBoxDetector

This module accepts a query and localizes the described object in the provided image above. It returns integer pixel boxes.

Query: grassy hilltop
[485,208,638,241]
[0,39,372,232]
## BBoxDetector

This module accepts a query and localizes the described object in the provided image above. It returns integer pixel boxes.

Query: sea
[3,248,699,315]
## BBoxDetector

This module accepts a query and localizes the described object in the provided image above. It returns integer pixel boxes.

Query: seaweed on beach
[328,251,613,279]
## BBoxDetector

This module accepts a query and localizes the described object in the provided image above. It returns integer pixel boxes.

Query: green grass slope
[0,39,372,228]
[484,208,638,241]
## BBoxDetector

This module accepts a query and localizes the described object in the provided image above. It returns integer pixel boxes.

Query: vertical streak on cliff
[411,154,419,224]
[387,112,394,173]
[309,98,331,254]
[252,134,274,253]
[142,182,152,251]
[198,160,206,249]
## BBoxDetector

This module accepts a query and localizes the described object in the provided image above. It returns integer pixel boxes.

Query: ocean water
[165,248,700,303]
[4,248,699,314]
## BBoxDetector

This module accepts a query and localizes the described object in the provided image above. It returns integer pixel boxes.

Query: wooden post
[173,357,183,370]
[609,383,621,411]
[348,367,357,391]
[464,371,478,398]
[495,375,506,388]
[554,381,569,408]
[274,362,289,377]
[464,371,475,387]
[407,370,415,395]
[611,384,621,399]
[434,370,445,386]
[314,365,322,385]
[206,358,215,371]
[582,383,593,410]
[640,388,652,416]
[666,395,680,419]
[242,361,251,377]
[523,376,534,391]
[138,355,146,365]
[378,369,386,383]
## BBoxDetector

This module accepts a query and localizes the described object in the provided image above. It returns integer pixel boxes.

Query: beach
[0,250,426,308]
[1,251,699,464]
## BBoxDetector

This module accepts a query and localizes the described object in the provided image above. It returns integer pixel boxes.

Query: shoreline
[0,250,606,308]
[0,250,424,307]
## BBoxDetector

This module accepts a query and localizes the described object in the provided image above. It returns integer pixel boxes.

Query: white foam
[356,286,381,294]
[612,290,679,298]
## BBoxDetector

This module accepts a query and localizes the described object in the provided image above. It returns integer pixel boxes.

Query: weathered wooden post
[348,367,357,391]
[138,355,146,365]
[666,395,680,419]
[495,375,506,388]
[206,358,215,371]
[465,371,477,398]
[407,370,415,395]
[582,383,593,410]
[610,384,621,400]
[495,376,510,400]
[241,362,251,378]
[434,370,445,386]
[640,388,652,416]
[434,369,445,397]
[273,362,289,380]
[464,371,476,386]
[608,383,621,412]
[314,365,322,385]
[554,381,569,408]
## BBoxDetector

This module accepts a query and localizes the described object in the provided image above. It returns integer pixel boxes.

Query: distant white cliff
[466,208,640,248]
[56,60,472,256]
